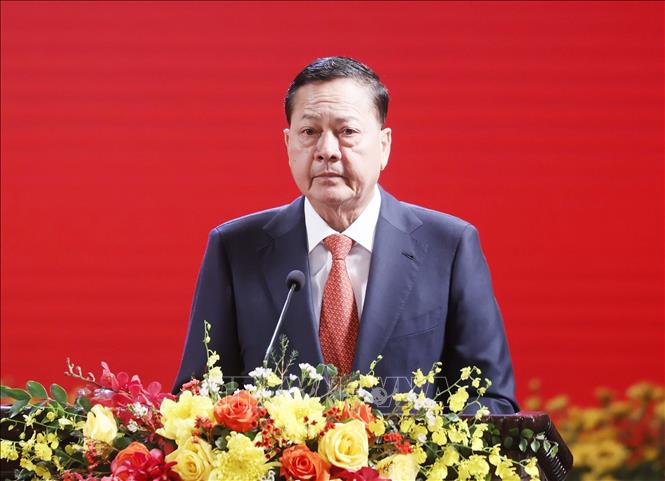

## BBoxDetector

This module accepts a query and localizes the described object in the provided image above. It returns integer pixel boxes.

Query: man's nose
[315,131,341,162]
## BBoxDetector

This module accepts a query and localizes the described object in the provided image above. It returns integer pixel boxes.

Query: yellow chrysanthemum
[264,390,325,443]
[375,453,420,481]
[157,391,214,444]
[210,432,276,481]
[0,440,18,461]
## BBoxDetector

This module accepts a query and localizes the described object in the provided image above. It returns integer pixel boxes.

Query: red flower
[214,390,261,432]
[88,362,175,431]
[330,466,388,481]
[110,442,181,481]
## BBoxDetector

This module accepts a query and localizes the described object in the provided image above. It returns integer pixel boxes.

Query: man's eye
[302,128,315,135]
[341,128,357,136]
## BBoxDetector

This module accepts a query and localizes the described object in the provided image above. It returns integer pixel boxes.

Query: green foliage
[50,384,68,404]
[26,381,48,399]
[0,385,31,401]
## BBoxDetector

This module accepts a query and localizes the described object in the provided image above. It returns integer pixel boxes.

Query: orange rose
[113,441,150,466]
[341,401,376,430]
[280,444,330,481]
[213,390,260,432]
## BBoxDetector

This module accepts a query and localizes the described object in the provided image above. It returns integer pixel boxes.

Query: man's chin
[307,186,354,209]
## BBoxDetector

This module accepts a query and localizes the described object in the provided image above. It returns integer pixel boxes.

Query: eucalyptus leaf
[530,439,541,452]
[50,384,68,404]
[9,398,29,416]
[518,438,528,452]
[26,381,48,399]
[76,396,91,411]
[502,436,513,449]
[0,385,31,401]
[520,428,534,439]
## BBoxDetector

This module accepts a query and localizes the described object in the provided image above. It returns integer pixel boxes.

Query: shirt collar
[304,184,382,253]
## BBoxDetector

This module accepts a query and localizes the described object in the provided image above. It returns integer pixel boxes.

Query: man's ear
[380,127,392,170]
[283,128,290,148]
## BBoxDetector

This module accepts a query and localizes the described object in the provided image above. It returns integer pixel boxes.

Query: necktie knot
[323,234,353,260]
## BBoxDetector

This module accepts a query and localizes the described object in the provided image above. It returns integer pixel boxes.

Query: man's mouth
[315,172,343,178]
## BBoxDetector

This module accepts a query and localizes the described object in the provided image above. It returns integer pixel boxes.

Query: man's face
[284,78,391,214]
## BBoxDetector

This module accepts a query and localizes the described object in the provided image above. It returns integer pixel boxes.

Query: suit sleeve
[442,224,519,414]
[172,227,243,392]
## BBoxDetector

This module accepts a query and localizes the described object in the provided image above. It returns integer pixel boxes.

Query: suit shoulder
[401,201,473,234]
[209,204,289,239]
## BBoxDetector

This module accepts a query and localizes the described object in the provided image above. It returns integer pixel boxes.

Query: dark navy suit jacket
[174,188,518,414]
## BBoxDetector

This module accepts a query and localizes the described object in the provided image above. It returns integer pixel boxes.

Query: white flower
[357,388,374,404]
[254,389,274,399]
[299,363,323,381]
[243,384,257,392]
[207,367,224,384]
[249,367,275,380]
[126,420,140,433]
[260,470,276,481]
[199,383,209,397]
[289,374,298,381]
[406,391,418,403]
[130,402,149,417]
[414,396,436,411]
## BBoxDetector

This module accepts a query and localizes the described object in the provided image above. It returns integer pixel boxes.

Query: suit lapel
[353,188,428,372]
[259,197,324,367]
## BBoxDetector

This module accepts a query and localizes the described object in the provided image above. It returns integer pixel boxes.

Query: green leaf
[530,439,541,452]
[502,436,513,449]
[76,396,91,411]
[508,427,519,437]
[224,381,238,392]
[549,445,559,457]
[316,364,325,375]
[518,438,528,452]
[114,436,132,450]
[326,365,338,377]
[1,385,31,401]
[520,428,534,439]
[50,384,68,404]
[543,439,552,454]
[26,381,48,399]
[491,435,501,446]
[9,398,29,416]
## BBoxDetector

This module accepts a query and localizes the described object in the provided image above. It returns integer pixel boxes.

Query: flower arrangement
[524,380,665,481]
[1,323,552,481]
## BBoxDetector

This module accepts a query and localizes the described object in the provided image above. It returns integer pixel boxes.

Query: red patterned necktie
[319,234,359,375]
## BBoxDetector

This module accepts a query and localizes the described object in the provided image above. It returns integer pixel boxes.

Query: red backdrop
[2,1,663,405]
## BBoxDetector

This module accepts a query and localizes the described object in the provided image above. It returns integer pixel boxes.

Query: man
[174,57,518,414]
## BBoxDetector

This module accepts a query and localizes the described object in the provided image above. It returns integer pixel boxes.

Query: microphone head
[286,270,306,291]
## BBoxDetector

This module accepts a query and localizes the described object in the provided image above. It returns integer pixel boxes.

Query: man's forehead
[291,79,378,124]
[298,112,362,123]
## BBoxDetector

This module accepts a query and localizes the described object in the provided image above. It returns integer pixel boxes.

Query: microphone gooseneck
[263,270,306,365]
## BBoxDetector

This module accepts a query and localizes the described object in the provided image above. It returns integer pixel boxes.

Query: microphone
[263,270,306,364]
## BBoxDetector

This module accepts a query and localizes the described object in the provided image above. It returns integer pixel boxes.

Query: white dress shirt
[304,185,382,328]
